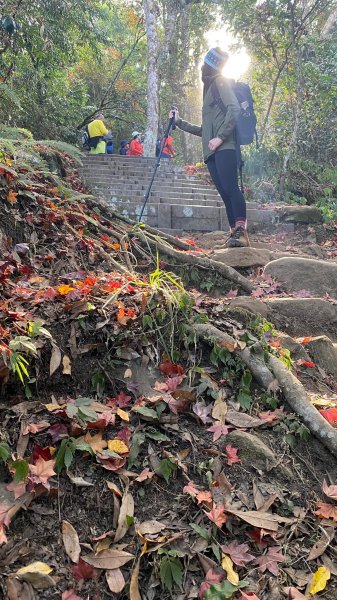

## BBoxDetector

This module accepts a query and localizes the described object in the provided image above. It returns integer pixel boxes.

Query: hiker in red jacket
[129,131,143,156]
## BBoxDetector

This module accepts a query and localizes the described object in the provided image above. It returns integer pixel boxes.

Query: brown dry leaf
[7,578,35,600]
[321,553,337,576]
[114,488,134,542]
[7,190,18,204]
[62,520,81,563]
[284,567,311,588]
[129,556,142,600]
[137,520,166,535]
[62,355,71,375]
[50,344,62,376]
[17,572,56,590]
[82,549,134,569]
[106,481,123,498]
[106,568,126,593]
[253,481,265,510]
[227,508,293,531]
[77,432,107,454]
[212,395,227,423]
[308,527,335,561]
[225,409,264,429]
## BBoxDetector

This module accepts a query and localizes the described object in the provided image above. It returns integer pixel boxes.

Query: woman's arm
[169,110,202,137]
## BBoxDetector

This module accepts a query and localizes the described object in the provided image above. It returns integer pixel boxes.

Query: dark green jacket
[175,76,240,162]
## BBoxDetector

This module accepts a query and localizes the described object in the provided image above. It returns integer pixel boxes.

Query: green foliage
[12,459,29,483]
[204,580,246,599]
[276,415,310,447]
[0,442,10,463]
[159,458,177,483]
[55,437,94,473]
[65,397,98,426]
[158,549,183,594]
[237,370,253,410]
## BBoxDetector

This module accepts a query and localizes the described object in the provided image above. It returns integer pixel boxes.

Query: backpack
[82,125,90,150]
[211,80,257,146]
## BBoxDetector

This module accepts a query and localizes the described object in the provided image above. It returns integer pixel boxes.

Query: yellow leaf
[108,439,129,454]
[44,403,66,412]
[221,554,239,586]
[57,284,74,296]
[116,408,129,421]
[16,561,53,576]
[7,190,18,204]
[49,447,56,456]
[309,566,330,595]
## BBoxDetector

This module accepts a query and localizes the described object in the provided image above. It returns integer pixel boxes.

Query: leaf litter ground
[1,148,337,599]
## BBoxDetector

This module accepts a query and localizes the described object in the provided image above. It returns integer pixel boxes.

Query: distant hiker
[87,114,109,155]
[171,47,250,248]
[156,135,175,158]
[104,131,114,154]
[119,140,130,156]
[129,131,143,157]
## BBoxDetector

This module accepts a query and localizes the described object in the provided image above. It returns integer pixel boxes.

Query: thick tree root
[193,323,337,458]
[135,231,254,294]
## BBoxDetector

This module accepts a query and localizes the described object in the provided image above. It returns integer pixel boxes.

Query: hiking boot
[227,226,250,248]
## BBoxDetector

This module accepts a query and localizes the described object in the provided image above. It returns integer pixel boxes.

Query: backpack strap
[210,80,228,116]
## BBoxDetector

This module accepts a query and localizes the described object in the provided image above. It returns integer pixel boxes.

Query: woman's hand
[169,109,179,120]
[283,588,307,599]
[208,137,223,151]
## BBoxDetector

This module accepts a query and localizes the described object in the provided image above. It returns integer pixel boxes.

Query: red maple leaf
[319,408,337,424]
[296,359,315,368]
[107,390,132,408]
[207,422,230,441]
[71,557,94,581]
[204,504,227,527]
[225,444,241,466]
[32,443,54,461]
[28,458,56,489]
[183,480,199,497]
[196,490,213,505]
[254,546,285,575]
[221,540,255,566]
[199,569,224,600]
[246,528,276,550]
[159,361,184,376]
[258,409,284,424]
[315,501,337,521]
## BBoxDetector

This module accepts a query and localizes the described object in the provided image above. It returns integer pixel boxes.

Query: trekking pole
[138,106,177,223]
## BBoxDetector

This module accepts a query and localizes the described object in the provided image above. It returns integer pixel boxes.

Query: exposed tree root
[193,323,337,458]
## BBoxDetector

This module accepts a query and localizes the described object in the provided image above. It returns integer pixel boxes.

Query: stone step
[81,170,201,183]
[91,189,221,203]
[84,176,217,190]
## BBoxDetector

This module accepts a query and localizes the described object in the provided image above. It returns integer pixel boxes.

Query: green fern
[32,140,83,163]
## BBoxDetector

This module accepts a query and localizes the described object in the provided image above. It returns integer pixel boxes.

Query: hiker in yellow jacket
[87,114,108,154]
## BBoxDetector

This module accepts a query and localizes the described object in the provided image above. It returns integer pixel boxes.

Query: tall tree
[143,0,160,156]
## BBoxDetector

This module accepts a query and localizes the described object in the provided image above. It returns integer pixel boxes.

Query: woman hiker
[170,47,249,248]
[87,114,109,155]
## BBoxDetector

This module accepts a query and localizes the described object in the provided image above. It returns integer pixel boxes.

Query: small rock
[228,296,269,319]
[305,336,337,377]
[278,332,312,363]
[264,256,337,297]
[279,205,323,224]
[226,431,278,471]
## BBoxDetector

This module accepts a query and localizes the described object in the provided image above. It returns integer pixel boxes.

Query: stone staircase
[79,155,322,233]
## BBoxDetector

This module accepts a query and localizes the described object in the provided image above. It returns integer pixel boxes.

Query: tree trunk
[279,46,304,199]
[143,0,160,157]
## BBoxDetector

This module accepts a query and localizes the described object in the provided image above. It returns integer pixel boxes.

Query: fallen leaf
[135,468,154,482]
[196,491,213,505]
[255,546,285,575]
[7,190,18,204]
[71,557,94,581]
[221,554,239,585]
[116,408,129,421]
[225,409,264,429]
[28,459,56,489]
[207,422,230,441]
[193,402,213,424]
[308,527,335,561]
[221,541,255,566]
[108,439,129,455]
[22,421,50,435]
[212,396,227,423]
[106,481,123,497]
[199,569,224,600]
[159,361,184,376]
[204,504,227,527]
[50,343,62,376]
[319,407,337,424]
[114,489,134,542]
[82,548,134,569]
[62,355,72,375]
[309,566,330,595]
[16,561,55,589]
[67,472,94,487]
[62,520,81,563]
[239,593,261,600]
[183,480,200,497]
[106,568,126,593]
[77,432,107,454]
[315,502,337,521]
[228,509,291,531]
[137,520,166,535]
[129,556,142,600]
[16,562,53,576]
[62,591,83,600]
[7,578,35,600]
[225,444,241,466]
[322,479,337,501]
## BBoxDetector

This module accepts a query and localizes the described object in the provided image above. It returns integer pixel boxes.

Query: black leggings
[206,149,246,230]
